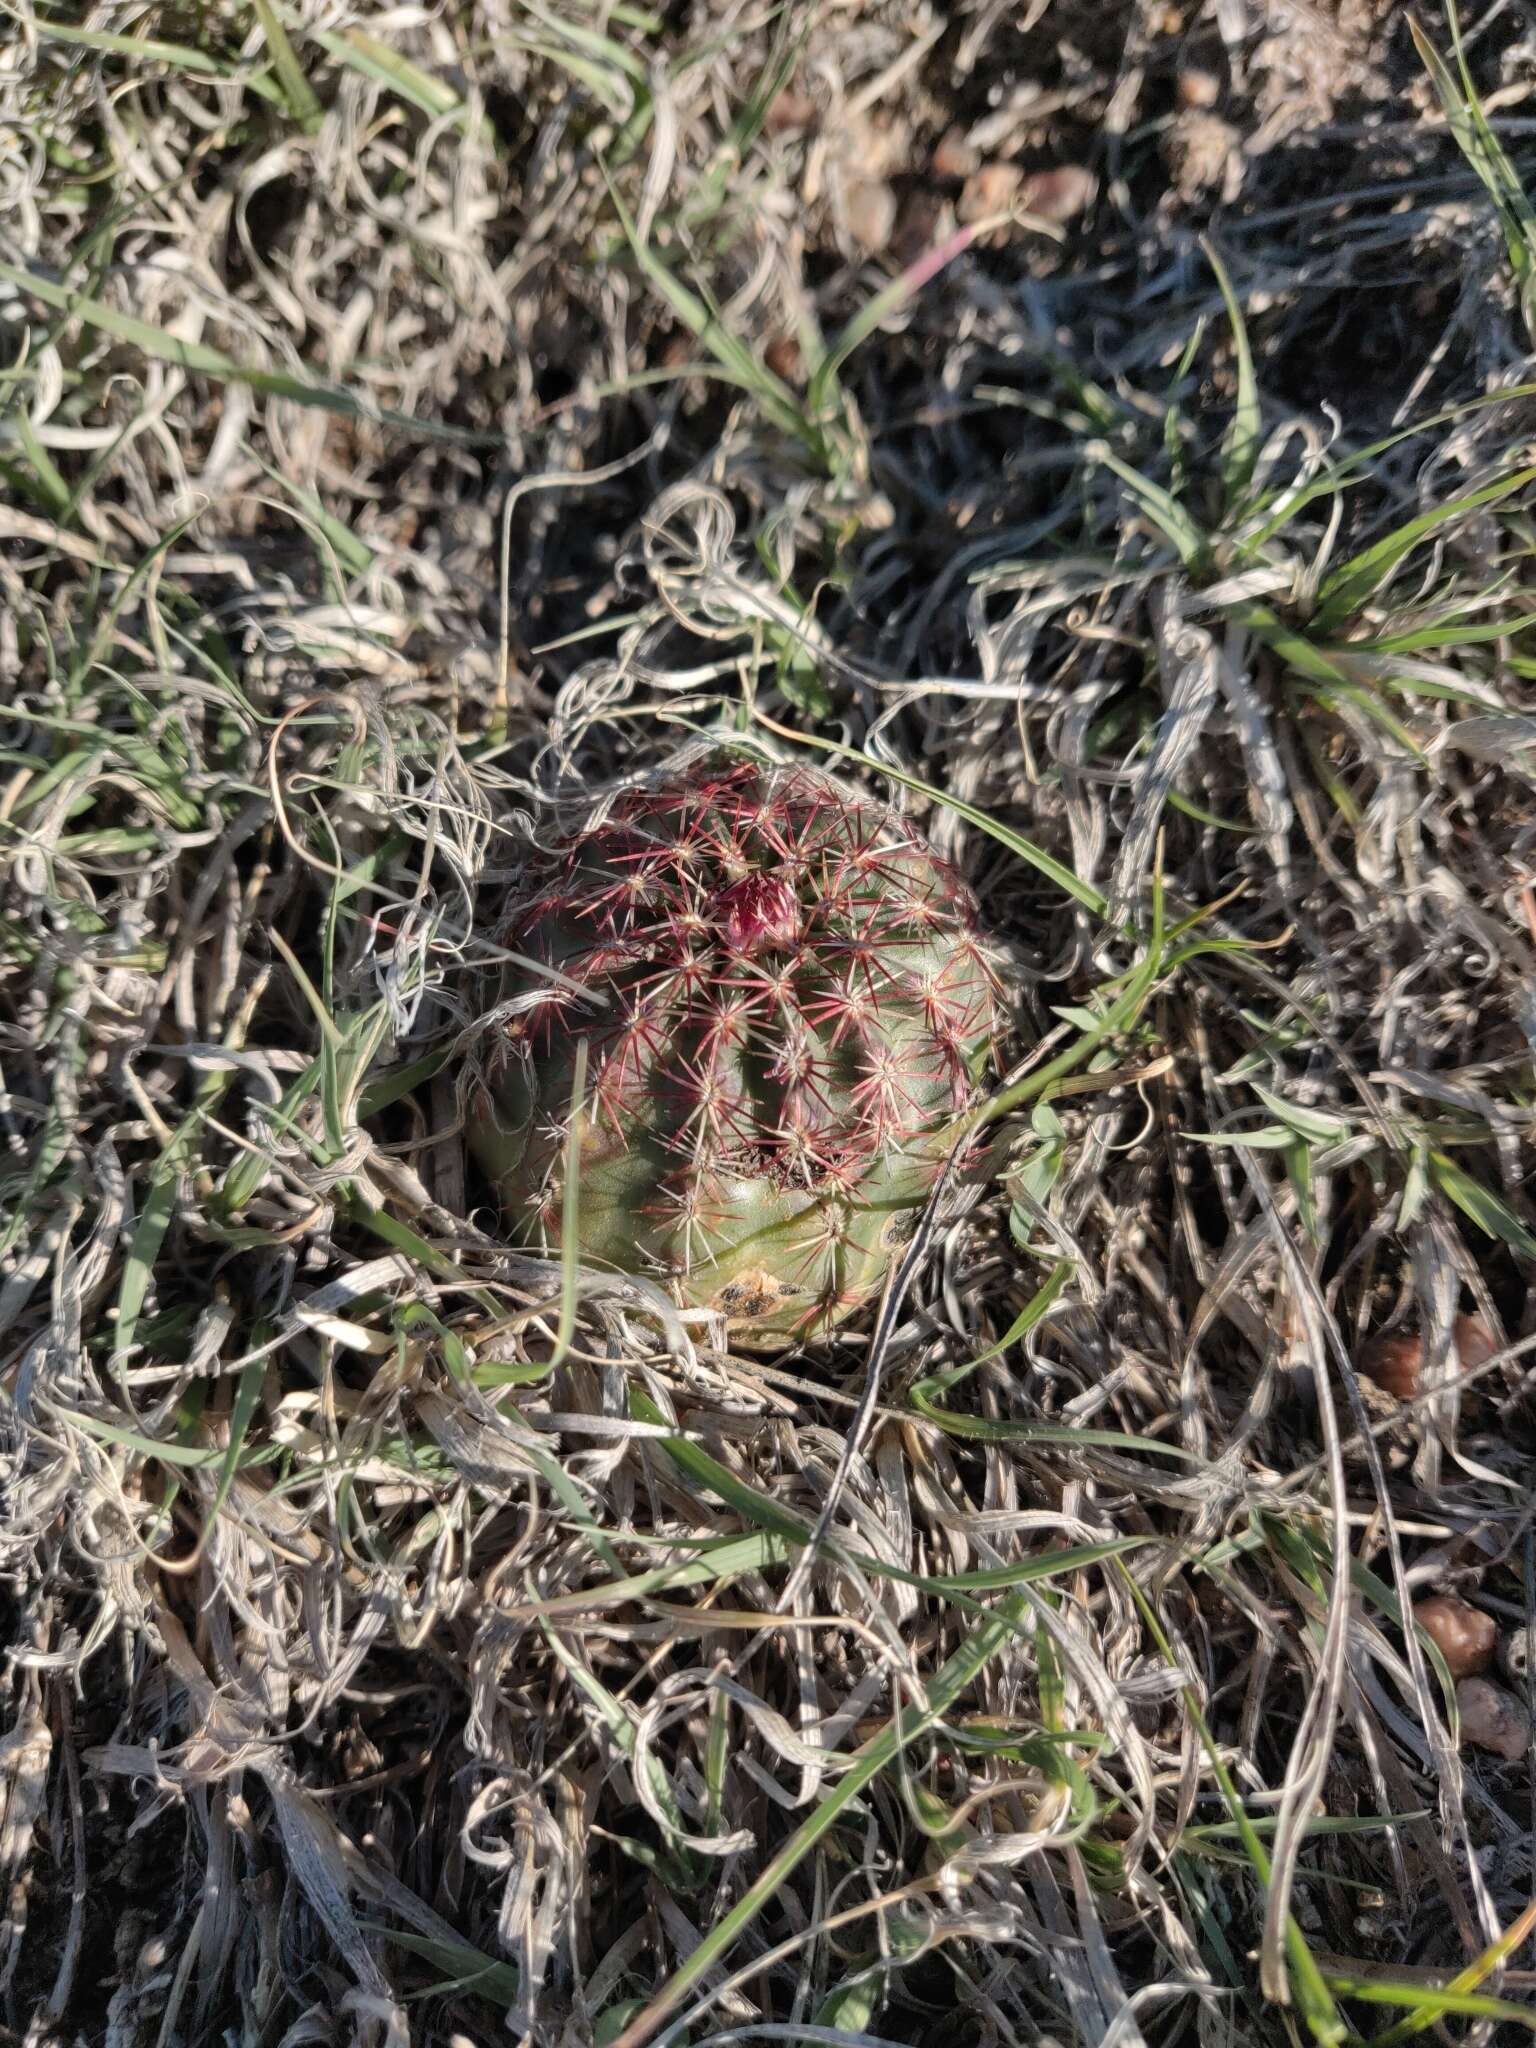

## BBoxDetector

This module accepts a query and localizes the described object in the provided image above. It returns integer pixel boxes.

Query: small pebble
[765,89,816,134]
[1500,1624,1531,1686]
[932,127,979,180]
[1450,1311,1499,1371]
[1358,1330,1422,1399]
[763,334,802,381]
[1163,110,1244,204]
[1359,1313,1501,1399]
[844,179,897,253]
[1456,1676,1531,1761]
[1413,1595,1496,1679]
[1020,164,1096,223]
[959,161,1023,224]
[1176,68,1222,109]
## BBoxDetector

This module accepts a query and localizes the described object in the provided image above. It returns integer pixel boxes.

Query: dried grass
[2,2,1536,2044]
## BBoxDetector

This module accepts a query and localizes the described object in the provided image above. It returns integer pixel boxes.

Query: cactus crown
[476,752,1001,1345]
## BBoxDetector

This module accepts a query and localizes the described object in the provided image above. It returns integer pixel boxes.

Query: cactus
[473,751,1001,1348]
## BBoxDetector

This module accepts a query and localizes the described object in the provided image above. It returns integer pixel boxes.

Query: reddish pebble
[932,127,979,180]
[1413,1596,1497,1679]
[1451,1312,1499,1371]
[1177,69,1221,109]
[1020,164,1096,223]
[1359,1330,1422,1398]
[1359,1314,1501,1399]
[959,162,1022,224]
[763,334,802,381]
[765,90,816,135]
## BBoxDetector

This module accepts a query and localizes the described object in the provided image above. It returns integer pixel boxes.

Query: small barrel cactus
[472,750,1001,1348]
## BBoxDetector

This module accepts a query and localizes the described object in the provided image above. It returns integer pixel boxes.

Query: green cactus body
[473,753,1000,1349]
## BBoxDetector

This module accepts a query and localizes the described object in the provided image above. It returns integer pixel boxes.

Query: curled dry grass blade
[3,0,1535,2041]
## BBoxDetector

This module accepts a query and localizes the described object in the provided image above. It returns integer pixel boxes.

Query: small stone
[1456,1676,1531,1761]
[932,127,979,180]
[959,161,1023,224]
[763,333,802,381]
[840,109,910,183]
[1450,1311,1500,1372]
[1359,1315,1503,1400]
[1359,1331,1422,1399]
[1020,164,1096,223]
[1500,1624,1532,1685]
[1413,1596,1497,1679]
[765,89,816,134]
[844,179,897,253]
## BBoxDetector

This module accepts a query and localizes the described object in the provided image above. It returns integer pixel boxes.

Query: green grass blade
[1118,1562,1345,2043]
[1203,239,1259,511]
[1091,444,1206,568]
[32,15,223,74]
[1411,8,1536,342]
[1427,1150,1536,1258]
[356,1048,451,1119]
[1229,605,1426,752]
[12,414,71,517]
[1239,381,1536,553]
[516,0,649,83]
[676,10,812,228]
[908,1395,1199,1459]
[0,262,504,448]
[810,222,980,421]
[315,29,473,128]
[548,1039,588,1372]
[1363,1900,1536,2047]
[971,953,1164,1133]
[252,0,323,133]
[628,1385,1144,1598]
[358,1927,521,2005]
[111,1114,200,1381]
[504,1534,791,1620]
[265,929,343,1052]
[750,713,1107,915]
[1314,466,1536,633]
[1325,1976,1536,2028]
[600,173,814,454]
[200,1358,271,1536]
[929,1258,1073,1375]
[605,1586,1058,2048]
[245,446,375,578]
[67,1412,279,1469]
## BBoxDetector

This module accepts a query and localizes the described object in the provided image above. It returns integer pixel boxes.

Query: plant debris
[1,2,1535,2043]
